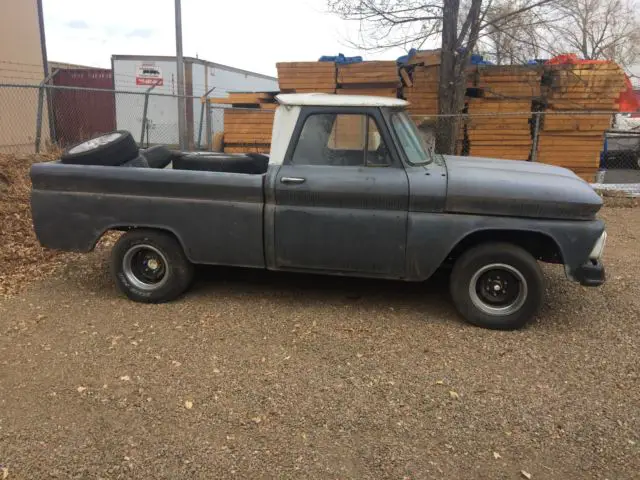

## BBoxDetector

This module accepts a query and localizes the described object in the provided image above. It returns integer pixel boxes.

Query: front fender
[405,212,604,281]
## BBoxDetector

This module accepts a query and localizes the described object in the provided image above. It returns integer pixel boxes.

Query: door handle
[281,177,306,184]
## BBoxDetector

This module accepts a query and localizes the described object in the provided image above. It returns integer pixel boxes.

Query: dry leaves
[184,400,193,409]
[449,390,460,400]
[0,152,71,298]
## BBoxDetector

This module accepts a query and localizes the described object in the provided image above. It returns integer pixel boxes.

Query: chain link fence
[0,83,227,154]
[0,82,638,182]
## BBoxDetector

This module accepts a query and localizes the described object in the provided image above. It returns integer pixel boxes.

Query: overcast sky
[42,0,408,77]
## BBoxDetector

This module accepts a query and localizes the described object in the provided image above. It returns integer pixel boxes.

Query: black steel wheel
[450,243,544,330]
[111,229,194,303]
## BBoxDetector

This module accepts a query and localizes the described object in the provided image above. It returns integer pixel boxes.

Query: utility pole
[175,0,187,150]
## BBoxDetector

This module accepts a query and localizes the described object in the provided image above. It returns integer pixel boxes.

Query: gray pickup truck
[31,94,606,330]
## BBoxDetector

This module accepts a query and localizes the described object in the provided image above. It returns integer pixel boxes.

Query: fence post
[197,99,205,150]
[34,71,57,153]
[530,111,541,162]
[140,81,160,146]
[196,87,216,150]
[205,105,213,151]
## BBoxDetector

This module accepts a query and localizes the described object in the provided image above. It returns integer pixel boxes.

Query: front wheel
[111,229,194,303]
[450,243,544,330]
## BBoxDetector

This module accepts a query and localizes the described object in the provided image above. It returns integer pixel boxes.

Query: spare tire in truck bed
[173,153,269,174]
[60,131,138,166]
[140,145,174,169]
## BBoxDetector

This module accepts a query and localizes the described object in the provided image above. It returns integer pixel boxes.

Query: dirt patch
[0,207,638,479]
[0,152,76,297]
[597,189,640,208]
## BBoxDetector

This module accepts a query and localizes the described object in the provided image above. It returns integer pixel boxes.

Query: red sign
[136,77,163,86]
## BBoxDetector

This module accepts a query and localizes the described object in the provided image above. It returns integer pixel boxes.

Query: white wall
[113,57,278,147]
[113,58,180,145]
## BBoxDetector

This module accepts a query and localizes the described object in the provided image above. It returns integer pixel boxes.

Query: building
[50,68,116,146]
[0,0,49,153]
[111,55,278,147]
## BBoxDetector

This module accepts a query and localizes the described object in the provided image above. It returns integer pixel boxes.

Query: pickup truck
[30,94,607,330]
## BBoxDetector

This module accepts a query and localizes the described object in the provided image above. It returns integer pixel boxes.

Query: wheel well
[93,226,186,252]
[446,230,564,265]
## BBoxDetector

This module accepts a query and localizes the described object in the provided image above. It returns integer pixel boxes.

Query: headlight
[589,231,607,260]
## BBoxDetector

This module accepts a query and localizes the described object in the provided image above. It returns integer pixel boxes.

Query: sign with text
[136,63,163,86]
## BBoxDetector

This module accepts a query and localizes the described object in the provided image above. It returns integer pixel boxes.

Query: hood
[442,155,603,220]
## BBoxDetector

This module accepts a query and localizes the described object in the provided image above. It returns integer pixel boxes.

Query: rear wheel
[111,229,194,303]
[450,243,544,330]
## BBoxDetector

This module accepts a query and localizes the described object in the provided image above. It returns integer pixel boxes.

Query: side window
[291,113,391,167]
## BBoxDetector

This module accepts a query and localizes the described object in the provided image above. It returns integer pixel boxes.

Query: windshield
[391,111,432,165]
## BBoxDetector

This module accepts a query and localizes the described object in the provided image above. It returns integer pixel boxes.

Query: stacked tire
[60,132,173,168]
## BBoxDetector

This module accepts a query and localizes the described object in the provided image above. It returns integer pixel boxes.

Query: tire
[141,145,173,169]
[111,229,194,303]
[450,242,544,330]
[122,155,149,168]
[61,131,138,166]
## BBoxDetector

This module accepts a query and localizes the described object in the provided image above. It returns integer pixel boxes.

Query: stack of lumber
[222,109,274,154]
[337,61,400,98]
[476,65,542,99]
[544,63,626,110]
[536,63,626,181]
[209,91,278,110]
[276,62,336,93]
[464,66,541,160]
[536,121,608,181]
[403,64,440,116]
[465,99,532,160]
[208,92,277,153]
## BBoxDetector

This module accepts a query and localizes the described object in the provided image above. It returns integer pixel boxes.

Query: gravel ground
[0,207,638,479]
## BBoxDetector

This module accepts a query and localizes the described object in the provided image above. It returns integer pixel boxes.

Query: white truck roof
[276,93,408,108]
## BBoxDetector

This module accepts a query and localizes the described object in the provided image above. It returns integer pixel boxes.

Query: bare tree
[545,0,640,68]
[327,0,555,153]
[477,2,554,64]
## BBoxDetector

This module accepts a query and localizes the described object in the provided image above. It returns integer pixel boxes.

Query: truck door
[272,109,409,278]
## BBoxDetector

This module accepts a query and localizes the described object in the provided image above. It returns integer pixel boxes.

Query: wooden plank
[399,67,413,87]
[224,134,272,143]
[223,145,271,153]
[408,50,441,66]
[224,112,274,121]
[223,124,273,133]
[276,61,335,69]
[337,61,400,86]
[470,140,532,146]
[285,88,336,93]
[337,88,398,97]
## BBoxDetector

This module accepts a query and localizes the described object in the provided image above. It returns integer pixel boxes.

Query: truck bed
[30,161,267,268]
